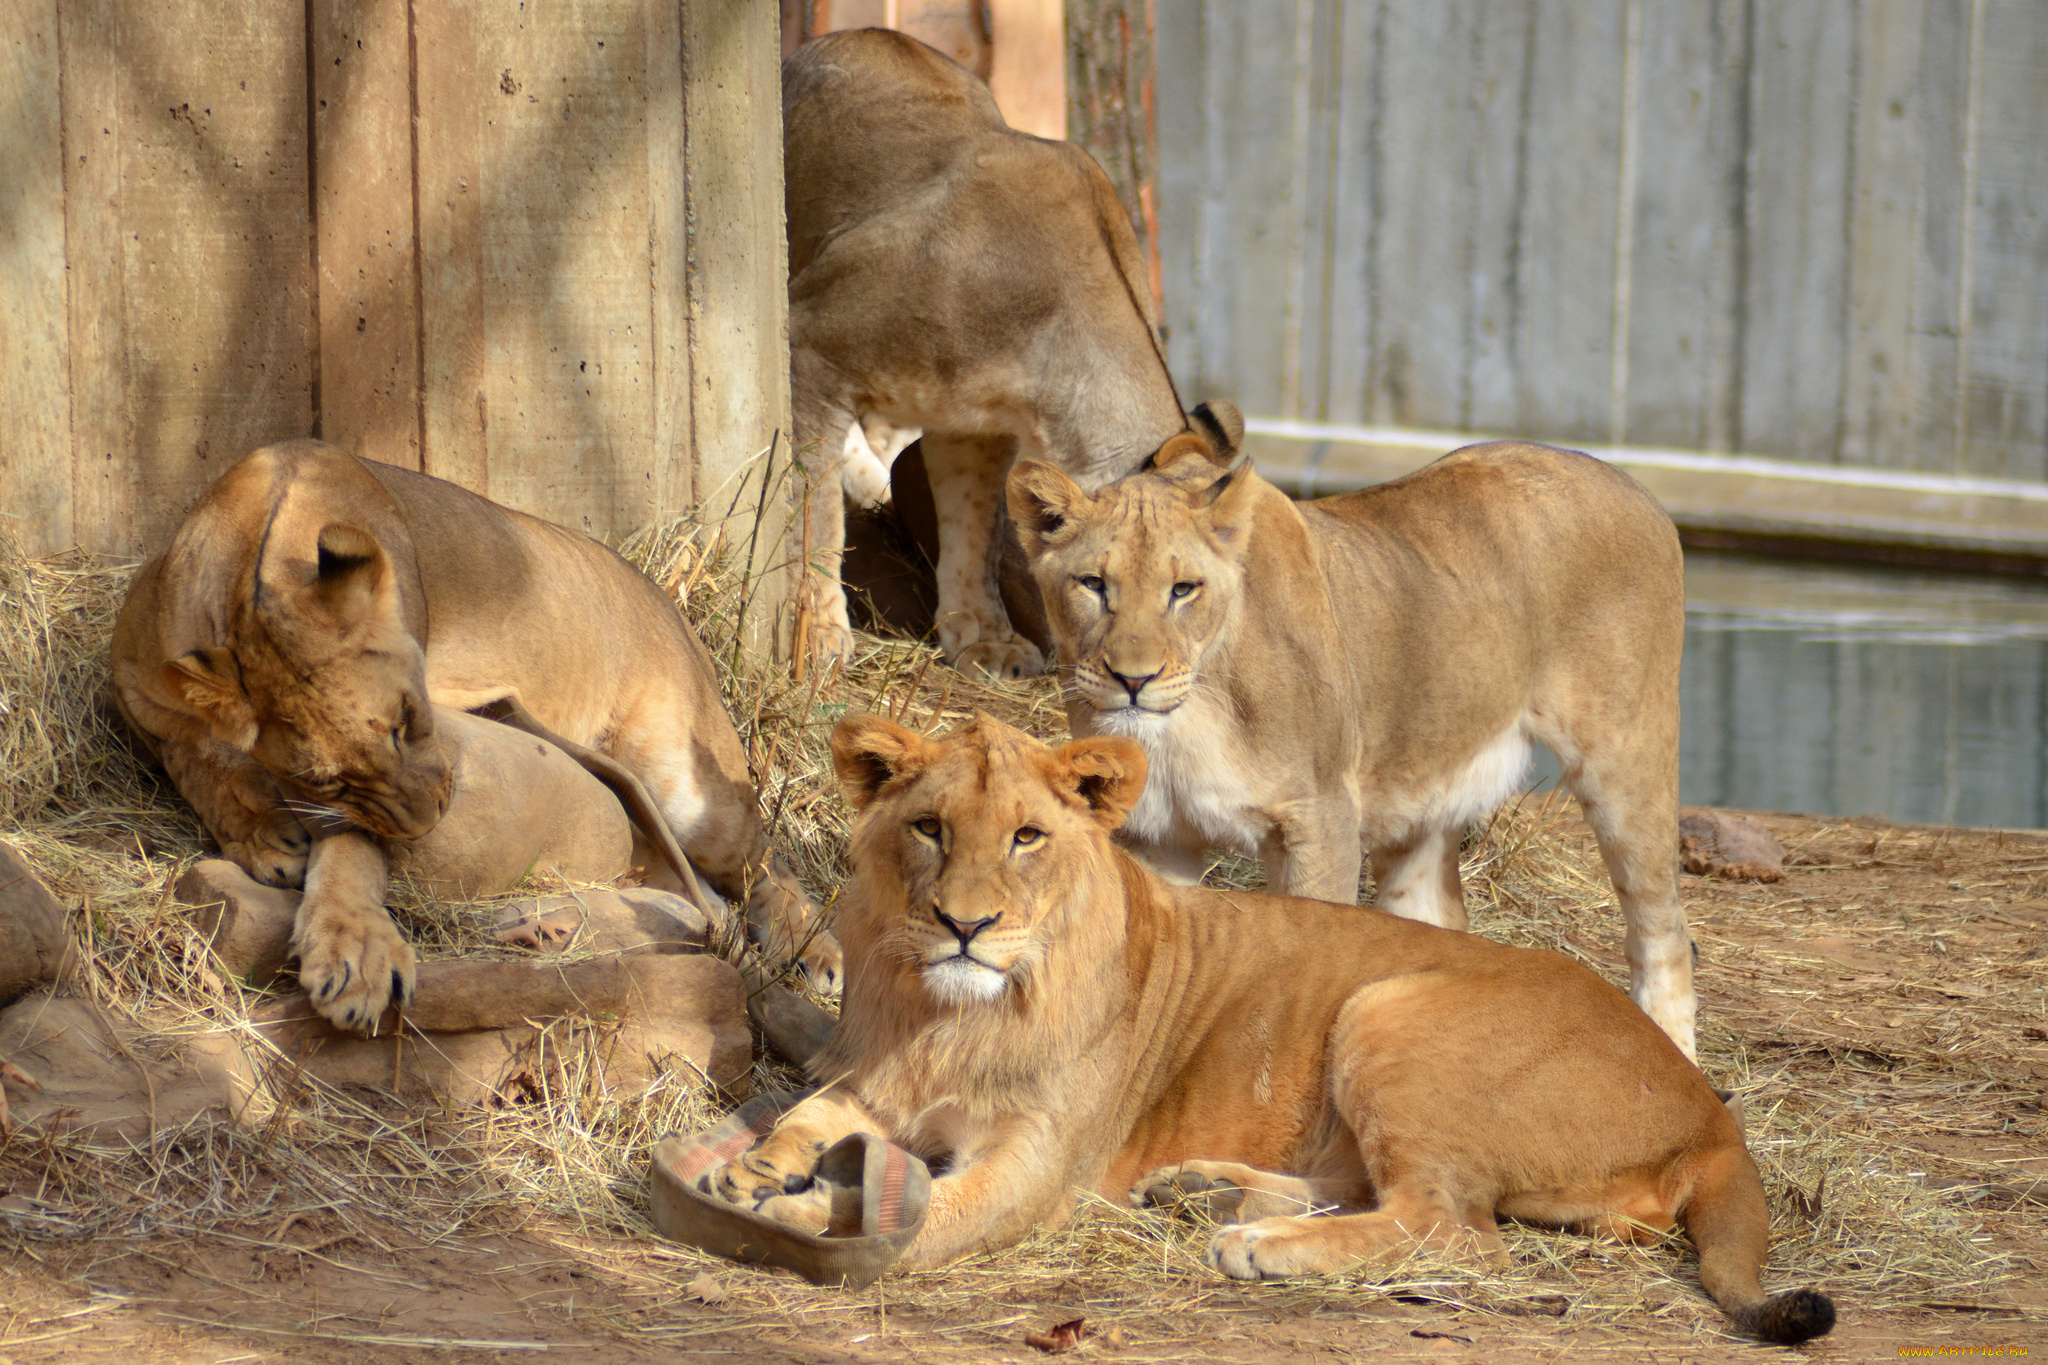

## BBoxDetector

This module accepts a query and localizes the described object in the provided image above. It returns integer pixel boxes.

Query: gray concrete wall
[1157,0,2048,481]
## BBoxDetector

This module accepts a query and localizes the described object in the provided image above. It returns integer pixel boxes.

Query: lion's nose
[934,907,1000,948]
[1105,668,1158,703]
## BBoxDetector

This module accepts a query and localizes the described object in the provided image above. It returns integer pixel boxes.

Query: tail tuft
[1736,1287,1836,1344]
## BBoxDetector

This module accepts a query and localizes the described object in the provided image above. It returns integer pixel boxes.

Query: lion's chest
[1100,704,1264,855]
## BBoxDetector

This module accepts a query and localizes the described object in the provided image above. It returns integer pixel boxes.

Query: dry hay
[0,488,2036,1353]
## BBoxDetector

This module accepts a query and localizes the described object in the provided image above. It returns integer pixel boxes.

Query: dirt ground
[4,806,2044,1363]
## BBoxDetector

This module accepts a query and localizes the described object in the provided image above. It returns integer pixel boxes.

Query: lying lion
[708,713,1833,1345]
[112,441,839,1031]
[1008,430,1697,1059]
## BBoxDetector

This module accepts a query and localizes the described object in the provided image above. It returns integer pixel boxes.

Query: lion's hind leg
[1131,1161,1360,1225]
[1207,1188,1508,1281]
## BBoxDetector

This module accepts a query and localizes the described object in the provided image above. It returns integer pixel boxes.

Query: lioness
[784,28,1204,677]
[1007,432,1697,1058]
[707,714,1833,1344]
[112,441,840,1030]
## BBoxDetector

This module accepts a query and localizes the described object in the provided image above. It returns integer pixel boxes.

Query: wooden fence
[1157,0,2048,481]
[1,0,788,560]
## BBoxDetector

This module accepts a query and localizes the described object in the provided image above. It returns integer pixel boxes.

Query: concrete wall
[1157,0,2048,481]
[0,0,790,559]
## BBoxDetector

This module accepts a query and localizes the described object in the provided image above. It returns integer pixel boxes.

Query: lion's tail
[1680,1146,1836,1344]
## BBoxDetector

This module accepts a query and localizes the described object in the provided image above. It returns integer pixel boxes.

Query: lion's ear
[1054,736,1148,830]
[309,523,394,628]
[1198,459,1261,546]
[1006,461,1090,554]
[831,713,937,811]
[1189,399,1244,459]
[161,649,257,747]
[1144,431,1222,485]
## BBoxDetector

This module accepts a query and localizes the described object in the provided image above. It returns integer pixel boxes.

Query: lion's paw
[798,581,858,671]
[753,1187,832,1236]
[707,1133,825,1209]
[951,636,1046,681]
[1131,1165,1248,1222]
[795,930,844,997]
[226,809,313,889]
[1206,1220,1309,1280]
[294,903,416,1033]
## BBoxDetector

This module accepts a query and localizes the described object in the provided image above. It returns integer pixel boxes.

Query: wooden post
[1064,0,1158,312]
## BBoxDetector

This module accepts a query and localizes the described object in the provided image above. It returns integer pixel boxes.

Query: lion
[111,441,841,1031]
[705,714,1834,1344]
[1005,429,1698,1059]
[784,28,1225,677]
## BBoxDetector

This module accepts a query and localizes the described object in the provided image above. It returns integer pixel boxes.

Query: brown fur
[708,715,1833,1344]
[111,442,840,1031]
[1008,434,1696,1058]
[782,28,1194,677]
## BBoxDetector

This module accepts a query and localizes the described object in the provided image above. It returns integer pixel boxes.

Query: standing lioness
[112,442,839,1030]
[1008,432,1696,1057]
[708,715,1833,1344]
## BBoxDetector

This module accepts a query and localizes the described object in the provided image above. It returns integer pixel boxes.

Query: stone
[0,844,74,1007]
[176,859,299,984]
[252,953,752,1102]
[0,994,261,1139]
[389,707,633,898]
[491,887,712,955]
[1678,809,1787,882]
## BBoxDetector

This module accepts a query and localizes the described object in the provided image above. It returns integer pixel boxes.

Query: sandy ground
[3,808,2044,1363]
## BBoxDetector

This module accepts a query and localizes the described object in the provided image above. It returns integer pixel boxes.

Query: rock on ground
[1679,809,1787,882]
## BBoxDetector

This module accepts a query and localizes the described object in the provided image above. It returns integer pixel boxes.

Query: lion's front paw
[951,636,1046,681]
[226,809,313,888]
[754,1187,832,1235]
[708,1133,824,1209]
[293,902,416,1033]
[1131,1165,1248,1222]
[1207,1222,1295,1280]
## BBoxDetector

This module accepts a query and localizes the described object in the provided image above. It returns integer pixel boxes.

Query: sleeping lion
[112,441,839,1031]
[708,713,1834,1345]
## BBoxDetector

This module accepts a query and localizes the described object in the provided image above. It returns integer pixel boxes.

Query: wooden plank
[1737,1,1854,462]
[1366,1,1480,429]
[682,0,792,650]
[1317,0,1378,425]
[1904,0,1971,476]
[1288,0,1343,419]
[1065,0,1159,314]
[60,0,136,557]
[988,0,1065,139]
[1839,0,1925,470]
[1462,0,1537,434]
[1188,0,1303,417]
[473,0,657,538]
[1957,0,2048,480]
[414,0,490,496]
[644,0,691,518]
[100,0,316,556]
[1622,0,1746,451]
[0,0,73,554]
[1152,0,1207,397]
[1512,0,1627,446]
[312,0,421,470]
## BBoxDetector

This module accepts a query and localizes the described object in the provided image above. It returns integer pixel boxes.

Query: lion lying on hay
[110,441,839,1032]
[707,713,1835,1344]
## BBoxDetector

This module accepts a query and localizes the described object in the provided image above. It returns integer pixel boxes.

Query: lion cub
[708,715,1833,1344]
[1006,428,1697,1058]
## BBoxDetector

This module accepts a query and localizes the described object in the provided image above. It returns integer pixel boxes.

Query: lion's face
[1009,434,1257,727]
[829,713,1146,1008]
[164,524,453,841]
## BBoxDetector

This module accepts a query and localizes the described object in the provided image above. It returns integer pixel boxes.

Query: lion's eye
[913,817,942,840]
[1078,574,1106,595]
[390,724,403,750]
[1171,581,1199,600]
[1012,827,1043,847]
